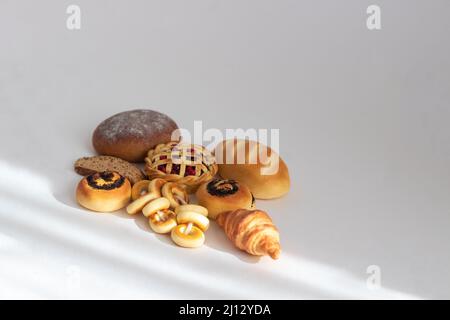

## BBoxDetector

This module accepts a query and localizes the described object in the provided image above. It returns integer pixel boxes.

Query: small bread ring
[171,223,205,248]
[176,211,209,231]
[148,209,177,234]
[126,192,159,215]
[162,182,189,209]
[148,178,167,198]
[142,197,171,217]
[131,180,151,200]
[175,204,208,217]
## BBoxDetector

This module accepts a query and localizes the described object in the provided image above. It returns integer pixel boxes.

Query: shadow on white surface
[204,223,261,264]
[0,160,420,299]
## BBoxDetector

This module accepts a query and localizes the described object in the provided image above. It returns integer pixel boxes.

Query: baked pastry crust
[215,139,290,199]
[217,209,281,259]
[144,141,218,193]
[196,179,255,219]
[76,171,131,212]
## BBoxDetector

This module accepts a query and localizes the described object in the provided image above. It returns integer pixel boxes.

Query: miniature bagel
[162,182,189,209]
[148,209,177,234]
[142,197,171,217]
[126,192,159,215]
[175,204,208,217]
[148,178,166,198]
[171,224,205,248]
[131,180,151,200]
[176,211,209,231]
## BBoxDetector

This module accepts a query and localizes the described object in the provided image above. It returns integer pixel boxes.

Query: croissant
[217,209,281,260]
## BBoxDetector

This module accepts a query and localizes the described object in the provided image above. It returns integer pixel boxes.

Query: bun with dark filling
[76,171,131,212]
[196,179,255,219]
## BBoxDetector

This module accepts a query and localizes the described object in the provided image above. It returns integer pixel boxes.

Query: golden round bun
[196,179,255,219]
[76,171,131,212]
[215,139,290,199]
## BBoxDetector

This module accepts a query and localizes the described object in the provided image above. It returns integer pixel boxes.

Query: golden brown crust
[161,182,189,208]
[217,209,281,259]
[215,139,290,199]
[196,179,254,219]
[144,142,218,193]
[131,180,151,200]
[76,172,131,212]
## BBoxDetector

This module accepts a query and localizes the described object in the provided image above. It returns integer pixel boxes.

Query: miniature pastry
[148,178,167,198]
[142,197,171,217]
[131,180,151,200]
[176,211,209,231]
[161,182,189,209]
[75,155,144,185]
[171,204,209,248]
[215,139,290,199]
[92,109,179,162]
[127,178,168,214]
[196,179,255,219]
[148,209,177,234]
[175,204,208,217]
[145,141,218,193]
[217,209,281,260]
[126,193,159,215]
[76,171,131,212]
[171,224,205,248]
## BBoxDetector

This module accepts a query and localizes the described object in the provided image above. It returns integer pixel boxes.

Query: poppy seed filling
[87,171,125,190]
[207,179,239,196]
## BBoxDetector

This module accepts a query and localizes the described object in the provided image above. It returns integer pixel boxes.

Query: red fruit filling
[157,161,197,176]
[185,166,196,176]
[171,164,181,174]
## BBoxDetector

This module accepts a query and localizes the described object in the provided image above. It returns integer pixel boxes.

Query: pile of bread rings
[74,109,291,260]
[126,178,210,248]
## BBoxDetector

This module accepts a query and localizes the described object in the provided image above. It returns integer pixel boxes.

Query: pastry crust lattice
[145,142,217,192]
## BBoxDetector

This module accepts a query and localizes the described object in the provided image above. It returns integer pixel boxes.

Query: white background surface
[1,0,449,299]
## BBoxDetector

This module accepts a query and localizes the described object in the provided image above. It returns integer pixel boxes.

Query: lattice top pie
[144,141,218,192]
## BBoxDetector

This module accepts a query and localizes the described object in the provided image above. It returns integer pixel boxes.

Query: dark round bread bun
[92,109,179,162]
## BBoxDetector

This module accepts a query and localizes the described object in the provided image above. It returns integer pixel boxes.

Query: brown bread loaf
[74,155,145,185]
